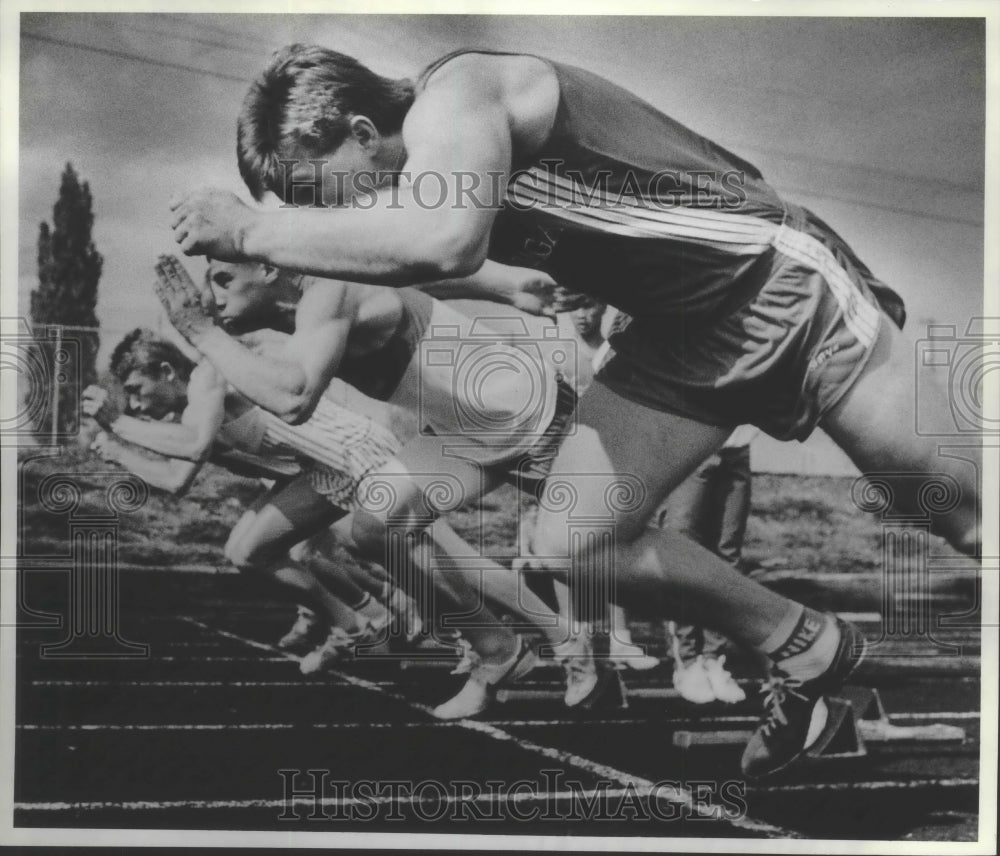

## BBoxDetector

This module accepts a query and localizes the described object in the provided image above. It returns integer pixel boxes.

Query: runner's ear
[349,115,379,150]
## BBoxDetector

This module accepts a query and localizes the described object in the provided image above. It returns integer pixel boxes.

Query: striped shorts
[597,203,906,442]
[260,399,402,511]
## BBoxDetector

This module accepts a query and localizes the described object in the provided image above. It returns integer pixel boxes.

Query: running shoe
[672,655,717,704]
[741,617,867,780]
[704,655,746,703]
[299,627,354,675]
[552,633,621,708]
[609,629,660,671]
[277,606,328,653]
[432,635,537,720]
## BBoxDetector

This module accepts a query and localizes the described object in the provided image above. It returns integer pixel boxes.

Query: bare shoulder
[414,52,559,153]
[297,277,365,326]
[189,360,225,394]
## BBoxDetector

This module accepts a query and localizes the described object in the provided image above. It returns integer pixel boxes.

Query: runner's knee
[350,512,390,562]
[225,528,279,573]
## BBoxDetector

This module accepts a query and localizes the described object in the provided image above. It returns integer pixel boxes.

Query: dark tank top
[418,49,792,325]
[336,287,434,401]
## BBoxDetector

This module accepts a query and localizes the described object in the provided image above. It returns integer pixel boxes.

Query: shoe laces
[759,670,808,737]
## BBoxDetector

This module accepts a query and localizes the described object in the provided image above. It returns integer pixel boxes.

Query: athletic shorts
[494,377,578,493]
[261,474,349,522]
[596,203,906,442]
[261,404,402,512]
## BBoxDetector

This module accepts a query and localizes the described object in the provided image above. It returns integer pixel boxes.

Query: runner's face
[572,304,605,338]
[208,261,276,328]
[123,369,186,421]
[283,117,393,207]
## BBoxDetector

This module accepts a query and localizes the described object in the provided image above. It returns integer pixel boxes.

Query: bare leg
[224,489,360,633]
[530,380,792,648]
[822,314,980,556]
[290,531,374,609]
[351,431,574,650]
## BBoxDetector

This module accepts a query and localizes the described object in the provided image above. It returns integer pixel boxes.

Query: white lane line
[23,655,292,663]
[892,711,981,722]
[756,777,979,794]
[25,680,983,725]
[15,786,686,813]
[179,616,800,839]
[13,778,981,813]
[30,680,317,688]
[17,711,981,732]
[17,722,463,732]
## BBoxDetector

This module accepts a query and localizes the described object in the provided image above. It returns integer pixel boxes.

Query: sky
[13,12,989,471]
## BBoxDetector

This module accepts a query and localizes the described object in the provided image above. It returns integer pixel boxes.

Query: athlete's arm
[415,261,565,319]
[156,254,355,424]
[91,432,200,496]
[195,281,354,425]
[109,363,226,462]
[171,63,514,283]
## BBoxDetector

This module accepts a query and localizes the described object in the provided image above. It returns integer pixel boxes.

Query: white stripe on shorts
[771,223,880,348]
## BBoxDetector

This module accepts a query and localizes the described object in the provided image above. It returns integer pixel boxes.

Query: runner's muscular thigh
[533,382,730,550]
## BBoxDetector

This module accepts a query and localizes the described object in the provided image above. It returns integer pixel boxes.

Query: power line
[117,21,263,57]
[22,31,249,85]
[21,30,984,229]
[162,13,275,48]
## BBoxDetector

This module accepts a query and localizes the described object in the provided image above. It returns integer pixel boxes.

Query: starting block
[672,687,966,762]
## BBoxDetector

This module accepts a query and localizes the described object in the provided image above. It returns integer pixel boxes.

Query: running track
[13,570,982,839]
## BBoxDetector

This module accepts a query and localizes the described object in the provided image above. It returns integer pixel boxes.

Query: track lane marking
[17,711,981,731]
[13,786,722,813]
[179,616,801,839]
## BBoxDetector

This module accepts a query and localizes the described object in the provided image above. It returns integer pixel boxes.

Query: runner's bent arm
[93,433,201,496]
[191,282,355,424]
[109,363,227,461]
[173,67,512,283]
[415,261,566,319]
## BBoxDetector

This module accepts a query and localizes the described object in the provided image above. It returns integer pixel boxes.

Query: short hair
[109,328,195,384]
[238,44,415,201]
[567,292,607,312]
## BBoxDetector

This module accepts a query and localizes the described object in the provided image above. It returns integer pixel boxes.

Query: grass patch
[16,447,944,577]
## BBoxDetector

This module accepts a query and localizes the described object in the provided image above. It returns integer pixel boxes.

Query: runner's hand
[154,254,217,343]
[81,385,120,430]
[90,431,121,463]
[169,188,257,261]
[505,269,588,319]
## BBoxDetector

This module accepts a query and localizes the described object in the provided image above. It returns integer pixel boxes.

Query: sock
[761,605,840,681]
